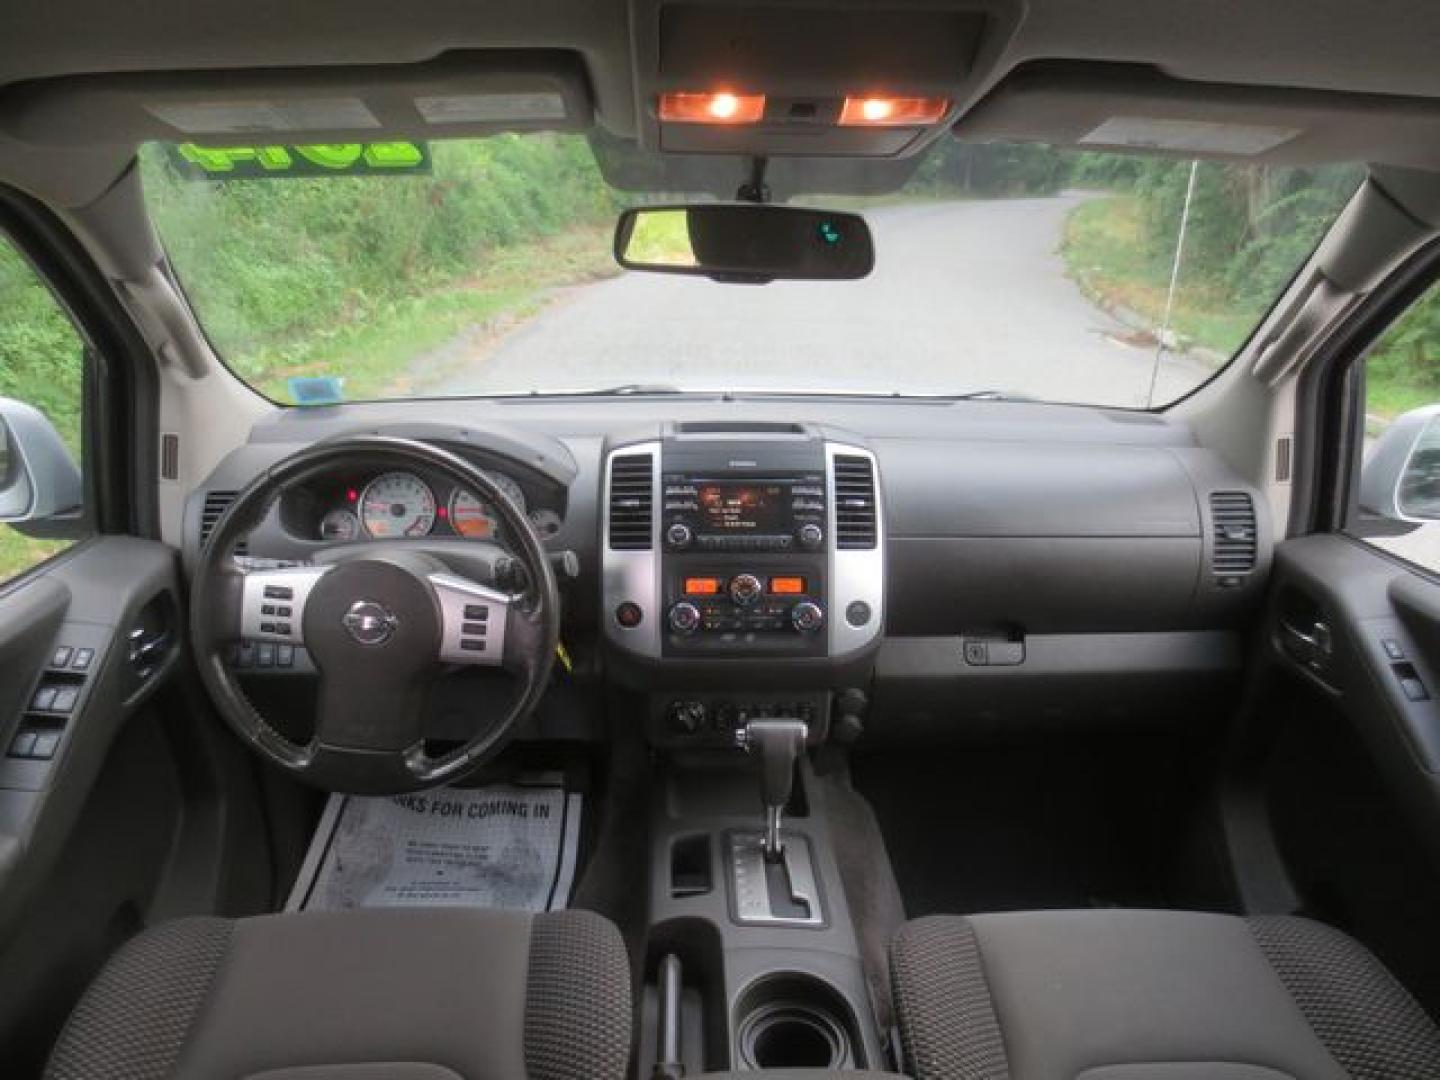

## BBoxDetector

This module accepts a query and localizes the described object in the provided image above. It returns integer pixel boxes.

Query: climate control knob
[666,522,694,550]
[791,601,826,634]
[668,602,702,635]
[730,573,764,607]
[798,522,825,550]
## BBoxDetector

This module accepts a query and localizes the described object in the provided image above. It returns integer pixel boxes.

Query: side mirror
[614,204,874,283]
[1360,404,1440,523]
[0,397,82,529]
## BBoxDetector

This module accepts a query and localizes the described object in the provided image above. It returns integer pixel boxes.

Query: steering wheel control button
[342,600,399,647]
[790,601,825,634]
[263,585,294,600]
[729,574,764,606]
[463,604,490,621]
[460,639,486,652]
[616,602,644,628]
[669,602,702,635]
[845,600,872,627]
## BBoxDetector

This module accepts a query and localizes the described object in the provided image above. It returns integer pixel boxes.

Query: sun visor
[0,52,593,148]
[956,62,1440,170]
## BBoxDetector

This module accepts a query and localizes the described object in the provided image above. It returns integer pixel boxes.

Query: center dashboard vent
[608,453,654,550]
[199,491,247,555]
[833,454,878,549]
[1210,491,1257,580]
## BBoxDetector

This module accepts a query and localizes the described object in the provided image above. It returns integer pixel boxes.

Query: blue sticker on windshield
[287,376,346,406]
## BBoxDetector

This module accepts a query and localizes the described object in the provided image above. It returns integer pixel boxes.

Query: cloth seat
[45,907,632,1080]
[890,909,1440,1080]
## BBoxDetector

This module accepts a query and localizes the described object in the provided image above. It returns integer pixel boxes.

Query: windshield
[139,137,1362,409]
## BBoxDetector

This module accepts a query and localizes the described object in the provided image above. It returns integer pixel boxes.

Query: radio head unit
[663,472,826,553]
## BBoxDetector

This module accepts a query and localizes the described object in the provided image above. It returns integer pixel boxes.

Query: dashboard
[182,398,1275,742]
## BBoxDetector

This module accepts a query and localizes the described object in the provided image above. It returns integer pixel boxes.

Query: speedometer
[449,473,527,539]
[359,472,437,538]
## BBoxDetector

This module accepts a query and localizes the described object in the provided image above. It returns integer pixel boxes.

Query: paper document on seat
[288,780,582,912]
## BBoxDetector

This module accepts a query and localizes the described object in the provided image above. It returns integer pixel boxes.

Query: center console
[602,424,884,668]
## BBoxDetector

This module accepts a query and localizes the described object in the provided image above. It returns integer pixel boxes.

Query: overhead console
[602,423,883,669]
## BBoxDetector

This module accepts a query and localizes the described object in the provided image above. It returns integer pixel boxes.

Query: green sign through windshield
[168,142,430,180]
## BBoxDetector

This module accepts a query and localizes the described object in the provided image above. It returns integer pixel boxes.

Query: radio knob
[791,601,825,634]
[666,522,694,550]
[730,573,764,606]
[798,522,824,549]
[668,602,702,635]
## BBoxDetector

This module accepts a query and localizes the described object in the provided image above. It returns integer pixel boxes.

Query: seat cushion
[45,908,631,1080]
[890,910,1440,1080]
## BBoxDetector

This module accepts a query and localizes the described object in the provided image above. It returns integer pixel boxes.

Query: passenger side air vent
[1210,491,1257,582]
[608,454,654,550]
[199,491,247,555]
[833,455,878,550]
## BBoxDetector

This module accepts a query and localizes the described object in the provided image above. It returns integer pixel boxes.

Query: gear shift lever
[736,719,807,859]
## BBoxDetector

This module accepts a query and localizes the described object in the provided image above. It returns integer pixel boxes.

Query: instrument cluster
[292,467,563,545]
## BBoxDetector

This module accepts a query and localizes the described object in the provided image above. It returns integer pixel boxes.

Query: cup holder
[734,973,858,1070]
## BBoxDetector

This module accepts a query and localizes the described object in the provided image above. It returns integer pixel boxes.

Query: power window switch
[1382,639,1406,661]
[30,732,61,760]
[8,732,37,758]
[31,687,58,712]
[72,648,94,671]
[50,646,73,668]
[1401,677,1430,703]
[50,687,80,714]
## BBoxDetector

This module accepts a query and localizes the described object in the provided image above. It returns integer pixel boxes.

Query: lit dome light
[860,98,894,122]
[709,93,741,120]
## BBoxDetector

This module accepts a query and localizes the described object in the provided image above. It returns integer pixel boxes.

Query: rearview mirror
[0,397,82,528]
[614,204,874,283]
[1360,404,1440,523]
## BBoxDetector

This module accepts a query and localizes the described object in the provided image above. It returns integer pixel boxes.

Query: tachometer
[448,473,527,539]
[360,472,437,538]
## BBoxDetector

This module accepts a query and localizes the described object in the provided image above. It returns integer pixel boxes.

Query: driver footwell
[285,775,583,911]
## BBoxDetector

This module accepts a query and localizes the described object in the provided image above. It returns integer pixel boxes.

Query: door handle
[1280,619,1333,672]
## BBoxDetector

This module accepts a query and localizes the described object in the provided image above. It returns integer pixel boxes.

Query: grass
[230,224,621,402]
[0,527,71,583]
[1062,195,1260,358]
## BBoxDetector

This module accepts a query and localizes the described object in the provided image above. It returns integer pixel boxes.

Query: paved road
[430,195,1214,408]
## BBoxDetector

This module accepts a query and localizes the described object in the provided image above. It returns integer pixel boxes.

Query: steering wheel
[190,436,559,794]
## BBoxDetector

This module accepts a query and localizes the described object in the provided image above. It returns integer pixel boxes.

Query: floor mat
[287,776,582,912]
[852,740,1189,917]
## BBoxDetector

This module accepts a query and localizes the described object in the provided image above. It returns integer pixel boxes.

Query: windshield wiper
[576,383,686,396]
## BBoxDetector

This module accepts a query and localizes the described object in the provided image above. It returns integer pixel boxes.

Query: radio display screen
[697,482,788,533]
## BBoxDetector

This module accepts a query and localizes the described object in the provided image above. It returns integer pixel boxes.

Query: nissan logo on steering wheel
[342,600,398,646]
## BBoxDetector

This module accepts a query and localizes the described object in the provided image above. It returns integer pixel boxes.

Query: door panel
[1254,533,1440,1012]
[0,537,182,930]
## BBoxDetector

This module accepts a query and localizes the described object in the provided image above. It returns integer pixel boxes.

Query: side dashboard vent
[199,491,247,556]
[608,454,654,550]
[1210,491,1257,580]
[833,454,878,550]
